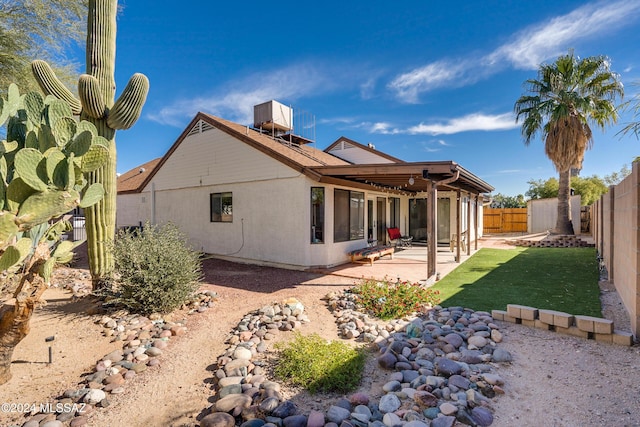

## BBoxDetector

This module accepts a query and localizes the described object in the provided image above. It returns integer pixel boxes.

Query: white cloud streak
[489,1,640,70]
[388,60,470,103]
[367,112,518,136]
[408,113,517,135]
[148,64,333,127]
[389,0,640,102]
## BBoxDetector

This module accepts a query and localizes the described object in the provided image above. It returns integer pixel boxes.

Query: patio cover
[308,161,494,279]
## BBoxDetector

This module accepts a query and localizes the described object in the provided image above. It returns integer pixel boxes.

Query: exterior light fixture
[408,175,415,185]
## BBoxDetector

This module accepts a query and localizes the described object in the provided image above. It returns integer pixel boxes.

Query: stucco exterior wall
[527,195,581,234]
[150,127,300,192]
[327,139,396,164]
[437,191,483,246]
[117,192,152,228]
[116,123,489,270]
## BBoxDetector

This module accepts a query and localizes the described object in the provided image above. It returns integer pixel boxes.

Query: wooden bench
[348,245,394,266]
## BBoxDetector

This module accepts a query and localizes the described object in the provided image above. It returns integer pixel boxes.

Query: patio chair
[387,227,413,248]
[450,231,467,252]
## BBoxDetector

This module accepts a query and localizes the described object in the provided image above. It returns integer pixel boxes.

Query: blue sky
[94,0,640,196]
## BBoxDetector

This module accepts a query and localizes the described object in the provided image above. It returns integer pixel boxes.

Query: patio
[313,243,479,285]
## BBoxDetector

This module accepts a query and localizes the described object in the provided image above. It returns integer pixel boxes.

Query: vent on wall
[187,120,214,136]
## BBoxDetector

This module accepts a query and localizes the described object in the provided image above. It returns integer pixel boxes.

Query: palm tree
[515,51,623,234]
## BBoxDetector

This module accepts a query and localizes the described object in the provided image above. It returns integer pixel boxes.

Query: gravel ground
[3,251,639,427]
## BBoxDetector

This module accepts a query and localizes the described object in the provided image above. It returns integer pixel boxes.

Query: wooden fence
[483,208,527,234]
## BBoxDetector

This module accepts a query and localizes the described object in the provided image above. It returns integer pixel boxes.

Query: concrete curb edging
[492,304,634,346]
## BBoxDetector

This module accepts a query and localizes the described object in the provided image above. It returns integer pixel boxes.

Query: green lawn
[430,247,601,317]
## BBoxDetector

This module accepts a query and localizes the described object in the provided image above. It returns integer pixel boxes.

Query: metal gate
[72,215,86,241]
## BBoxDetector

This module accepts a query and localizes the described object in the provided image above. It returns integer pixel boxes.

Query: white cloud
[370,122,401,134]
[318,116,356,125]
[419,139,451,153]
[489,1,640,70]
[388,60,470,103]
[148,64,332,127]
[407,113,517,135]
[360,77,378,100]
[388,0,640,102]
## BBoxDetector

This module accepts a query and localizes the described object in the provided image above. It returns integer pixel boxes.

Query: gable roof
[200,113,349,169]
[324,136,404,164]
[117,112,493,196]
[117,112,349,194]
[117,157,162,194]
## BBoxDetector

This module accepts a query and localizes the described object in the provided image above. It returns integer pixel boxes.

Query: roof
[201,113,349,169]
[117,157,161,194]
[117,112,493,196]
[324,136,405,164]
[117,112,349,194]
[310,162,494,194]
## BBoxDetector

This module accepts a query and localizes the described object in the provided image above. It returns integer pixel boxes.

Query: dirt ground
[1,241,639,427]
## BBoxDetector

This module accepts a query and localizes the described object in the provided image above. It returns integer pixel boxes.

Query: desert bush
[274,333,366,394]
[106,222,202,314]
[351,277,440,320]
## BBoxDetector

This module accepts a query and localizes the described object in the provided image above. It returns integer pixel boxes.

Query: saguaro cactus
[31,0,149,287]
[0,84,108,384]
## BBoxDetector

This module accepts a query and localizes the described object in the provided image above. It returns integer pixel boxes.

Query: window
[311,187,324,244]
[210,192,233,222]
[390,197,400,228]
[334,189,364,242]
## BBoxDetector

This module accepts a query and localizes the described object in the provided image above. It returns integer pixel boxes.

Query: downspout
[150,182,156,225]
[432,170,460,187]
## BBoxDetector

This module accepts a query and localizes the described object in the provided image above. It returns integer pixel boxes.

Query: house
[116,101,494,279]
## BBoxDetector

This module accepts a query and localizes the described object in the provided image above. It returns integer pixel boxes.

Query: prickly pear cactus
[31,0,149,287]
[0,83,107,280]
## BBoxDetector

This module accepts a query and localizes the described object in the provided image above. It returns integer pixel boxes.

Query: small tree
[0,84,107,384]
[0,0,87,95]
[526,178,560,200]
[490,193,526,208]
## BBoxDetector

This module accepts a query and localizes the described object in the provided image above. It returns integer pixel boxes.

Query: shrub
[106,222,202,314]
[274,333,366,394]
[351,277,440,320]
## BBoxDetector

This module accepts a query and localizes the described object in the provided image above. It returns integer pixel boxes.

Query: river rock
[448,374,471,390]
[327,405,351,424]
[413,391,438,407]
[379,394,401,413]
[201,412,236,427]
[283,415,307,427]
[307,410,325,427]
[439,402,458,416]
[215,394,252,413]
[430,416,456,427]
[234,347,253,360]
[434,358,463,377]
[83,389,106,405]
[471,407,494,426]
[468,335,488,348]
[377,352,398,370]
[491,348,513,363]
[272,401,297,418]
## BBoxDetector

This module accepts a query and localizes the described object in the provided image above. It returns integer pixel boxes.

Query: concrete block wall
[491,304,634,346]
[592,161,640,339]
